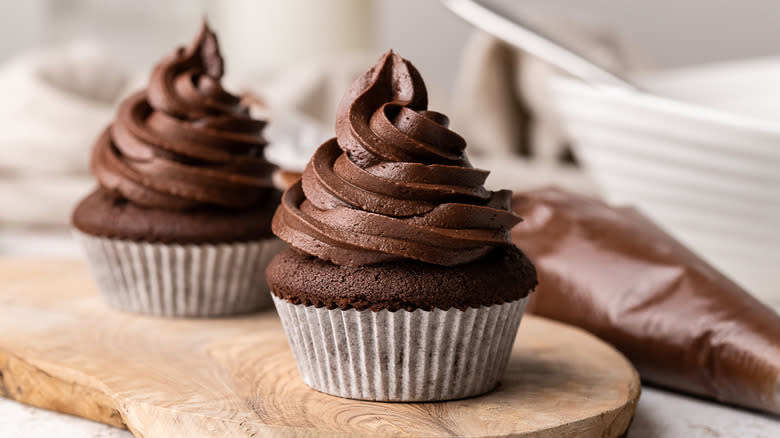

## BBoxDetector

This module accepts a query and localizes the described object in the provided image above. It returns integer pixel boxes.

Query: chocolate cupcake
[267,51,537,401]
[72,22,284,317]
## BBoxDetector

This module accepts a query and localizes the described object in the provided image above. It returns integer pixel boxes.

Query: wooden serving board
[0,258,640,437]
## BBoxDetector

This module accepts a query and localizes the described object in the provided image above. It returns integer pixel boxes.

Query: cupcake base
[272,295,528,401]
[75,230,285,317]
[266,246,537,311]
[72,188,281,244]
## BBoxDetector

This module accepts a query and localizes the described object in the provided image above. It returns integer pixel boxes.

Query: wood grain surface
[0,258,640,437]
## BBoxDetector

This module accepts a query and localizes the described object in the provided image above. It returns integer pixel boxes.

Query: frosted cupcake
[72,22,284,317]
[267,51,537,401]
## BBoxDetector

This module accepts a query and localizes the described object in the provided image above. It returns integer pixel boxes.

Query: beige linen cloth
[0,42,129,229]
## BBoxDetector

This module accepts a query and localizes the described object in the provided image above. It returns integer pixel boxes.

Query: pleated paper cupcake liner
[75,230,286,317]
[272,295,528,401]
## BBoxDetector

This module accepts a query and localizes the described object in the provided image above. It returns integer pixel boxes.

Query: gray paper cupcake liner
[272,295,528,401]
[75,230,285,317]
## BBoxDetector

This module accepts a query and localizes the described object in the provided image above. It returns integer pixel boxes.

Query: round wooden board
[0,259,640,437]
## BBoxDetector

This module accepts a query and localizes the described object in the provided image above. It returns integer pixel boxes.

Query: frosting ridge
[273,51,521,266]
[91,22,275,210]
[272,51,521,266]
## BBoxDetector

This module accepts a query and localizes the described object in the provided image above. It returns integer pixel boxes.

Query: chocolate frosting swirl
[273,51,521,266]
[91,22,275,210]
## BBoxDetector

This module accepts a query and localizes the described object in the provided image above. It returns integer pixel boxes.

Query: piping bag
[511,188,780,416]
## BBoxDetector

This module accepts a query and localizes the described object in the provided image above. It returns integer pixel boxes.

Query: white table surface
[1,231,778,437]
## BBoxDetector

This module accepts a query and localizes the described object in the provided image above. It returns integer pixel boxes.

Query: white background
[4,0,780,92]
